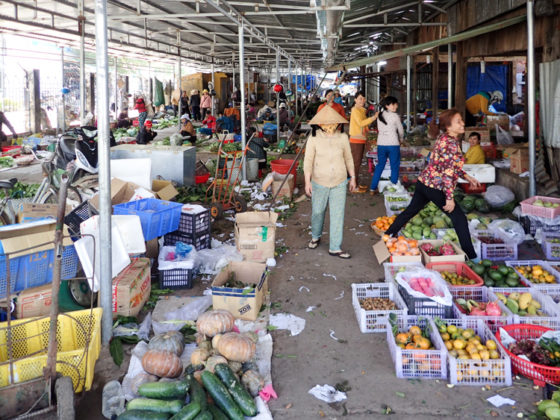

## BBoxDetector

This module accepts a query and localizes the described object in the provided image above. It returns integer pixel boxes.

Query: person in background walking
[317,89,346,119]
[200,89,212,120]
[385,108,481,259]
[369,96,404,195]
[349,91,378,193]
[180,91,190,117]
[190,89,201,121]
[134,97,147,131]
[304,106,356,259]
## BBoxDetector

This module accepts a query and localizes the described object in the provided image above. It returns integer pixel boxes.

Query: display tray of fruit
[454,299,504,317]
[395,271,454,318]
[433,317,512,386]
[505,261,560,286]
[426,262,484,287]
[418,241,466,263]
[521,196,560,219]
[382,235,421,258]
[467,260,526,287]
[440,270,482,286]
[371,215,396,235]
[352,283,408,333]
[400,202,452,240]
[492,289,560,323]
[386,314,447,379]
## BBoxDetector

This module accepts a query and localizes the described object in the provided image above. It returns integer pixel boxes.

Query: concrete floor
[5,155,545,419]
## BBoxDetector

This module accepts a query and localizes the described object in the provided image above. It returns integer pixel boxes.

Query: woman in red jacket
[134,97,147,130]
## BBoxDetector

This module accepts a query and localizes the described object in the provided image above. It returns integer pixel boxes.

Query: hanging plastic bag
[484,185,515,208]
[488,219,526,245]
[496,125,514,145]
[395,269,452,307]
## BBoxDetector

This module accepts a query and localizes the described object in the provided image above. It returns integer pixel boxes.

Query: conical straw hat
[309,105,348,125]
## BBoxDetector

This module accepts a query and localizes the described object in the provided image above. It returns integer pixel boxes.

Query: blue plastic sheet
[466,64,508,112]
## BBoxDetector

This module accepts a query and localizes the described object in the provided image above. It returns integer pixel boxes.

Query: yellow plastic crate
[0,308,102,392]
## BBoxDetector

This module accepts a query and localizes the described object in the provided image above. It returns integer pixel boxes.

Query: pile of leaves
[176,185,209,204]
[508,338,560,367]
[0,181,39,199]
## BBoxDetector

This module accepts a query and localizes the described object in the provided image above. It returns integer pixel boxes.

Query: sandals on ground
[308,238,321,249]
[328,250,351,259]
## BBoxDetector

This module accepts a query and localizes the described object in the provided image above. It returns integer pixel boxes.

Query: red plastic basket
[425,262,484,288]
[270,159,299,177]
[1,145,21,157]
[459,183,487,194]
[495,324,560,386]
[520,196,560,220]
[481,144,497,160]
[195,173,210,184]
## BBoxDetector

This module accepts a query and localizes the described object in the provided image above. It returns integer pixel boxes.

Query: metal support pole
[288,59,292,99]
[232,52,236,102]
[447,24,453,109]
[178,49,182,128]
[95,0,113,346]
[211,61,215,116]
[79,0,86,120]
[239,22,247,180]
[527,0,536,196]
[60,46,65,132]
[406,55,411,133]
[114,57,118,116]
[276,50,280,143]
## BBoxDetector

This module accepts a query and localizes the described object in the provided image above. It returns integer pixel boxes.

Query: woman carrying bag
[385,108,480,259]
[369,96,403,194]
[304,106,356,259]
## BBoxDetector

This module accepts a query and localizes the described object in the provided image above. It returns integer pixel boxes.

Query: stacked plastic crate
[163,204,211,251]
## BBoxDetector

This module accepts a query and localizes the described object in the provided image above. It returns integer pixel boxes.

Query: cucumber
[127,398,184,415]
[187,374,208,411]
[208,404,229,420]
[169,402,201,420]
[200,370,244,420]
[193,411,213,420]
[117,410,170,420]
[138,380,189,399]
[214,364,257,417]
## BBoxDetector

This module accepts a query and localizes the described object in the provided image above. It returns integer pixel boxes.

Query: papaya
[538,400,559,413]
[545,406,560,420]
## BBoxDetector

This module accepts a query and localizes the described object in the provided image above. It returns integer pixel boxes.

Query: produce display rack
[490,287,560,327]
[505,260,560,288]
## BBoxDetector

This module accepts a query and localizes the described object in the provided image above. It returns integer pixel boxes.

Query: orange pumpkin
[216,332,256,362]
[196,310,235,337]
[142,350,183,378]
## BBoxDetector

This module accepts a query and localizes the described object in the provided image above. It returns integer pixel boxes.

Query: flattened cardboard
[211,261,269,321]
[18,203,71,223]
[0,221,72,258]
[152,180,179,201]
[16,283,52,319]
[235,211,278,263]
[372,240,422,264]
[111,258,151,317]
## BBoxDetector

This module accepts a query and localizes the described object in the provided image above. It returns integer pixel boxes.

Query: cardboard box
[111,258,151,317]
[16,283,52,319]
[90,178,152,211]
[235,211,278,263]
[271,174,294,200]
[510,149,529,174]
[211,261,269,321]
[372,240,422,265]
[485,115,510,132]
[0,221,72,258]
[418,240,466,264]
[152,180,179,201]
[18,203,71,223]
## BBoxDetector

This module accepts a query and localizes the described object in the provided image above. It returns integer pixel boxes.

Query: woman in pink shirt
[200,89,212,120]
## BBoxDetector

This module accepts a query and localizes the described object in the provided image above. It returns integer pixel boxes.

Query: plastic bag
[381,181,406,194]
[197,241,243,274]
[158,245,199,270]
[488,219,526,245]
[170,133,183,146]
[152,295,212,335]
[395,269,452,307]
[496,125,514,145]
[484,185,515,208]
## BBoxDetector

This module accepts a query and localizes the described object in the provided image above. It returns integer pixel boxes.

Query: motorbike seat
[0,177,16,190]
[59,136,76,156]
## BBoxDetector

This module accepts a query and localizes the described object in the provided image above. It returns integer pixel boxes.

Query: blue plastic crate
[113,198,183,241]
[0,244,79,298]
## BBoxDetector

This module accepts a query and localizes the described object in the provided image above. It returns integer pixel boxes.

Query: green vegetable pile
[0,181,39,199]
[209,142,241,153]
[113,127,138,140]
[401,201,450,240]
[153,117,179,129]
[0,156,15,168]
[176,185,209,204]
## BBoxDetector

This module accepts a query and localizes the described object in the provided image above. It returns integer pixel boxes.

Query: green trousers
[311,180,348,252]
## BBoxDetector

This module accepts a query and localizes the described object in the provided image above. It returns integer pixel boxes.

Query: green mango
[545,406,560,420]
[538,400,559,413]
[506,299,519,314]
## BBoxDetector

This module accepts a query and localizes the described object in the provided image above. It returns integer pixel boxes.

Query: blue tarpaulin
[466,64,508,112]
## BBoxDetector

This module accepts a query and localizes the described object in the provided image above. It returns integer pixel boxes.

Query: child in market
[464,132,486,164]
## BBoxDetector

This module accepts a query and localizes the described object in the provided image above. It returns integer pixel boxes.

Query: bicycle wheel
[40,187,82,205]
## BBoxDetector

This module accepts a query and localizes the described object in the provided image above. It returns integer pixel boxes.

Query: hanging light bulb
[480,59,486,74]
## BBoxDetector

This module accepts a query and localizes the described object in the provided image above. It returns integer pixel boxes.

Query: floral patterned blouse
[418,133,467,200]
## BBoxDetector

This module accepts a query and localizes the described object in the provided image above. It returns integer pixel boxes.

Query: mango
[519,292,533,310]
[509,292,520,301]
[538,400,559,413]
[506,298,519,314]
[527,305,537,315]
[552,391,560,403]
[495,292,507,304]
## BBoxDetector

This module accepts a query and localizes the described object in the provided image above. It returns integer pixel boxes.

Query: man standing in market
[0,111,17,145]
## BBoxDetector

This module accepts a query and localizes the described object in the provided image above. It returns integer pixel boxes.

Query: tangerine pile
[371,215,396,232]
[382,234,420,256]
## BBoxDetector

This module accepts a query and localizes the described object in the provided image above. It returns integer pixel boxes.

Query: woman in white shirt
[369,96,404,194]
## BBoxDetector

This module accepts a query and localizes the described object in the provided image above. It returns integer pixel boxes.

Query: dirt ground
[8,159,545,419]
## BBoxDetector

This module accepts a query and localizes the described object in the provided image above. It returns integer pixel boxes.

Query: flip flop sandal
[308,238,321,249]
[369,189,378,196]
[329,250,351,259]
[358,185,368,191]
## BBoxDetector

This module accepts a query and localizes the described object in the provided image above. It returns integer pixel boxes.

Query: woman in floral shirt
[385,109,481,259]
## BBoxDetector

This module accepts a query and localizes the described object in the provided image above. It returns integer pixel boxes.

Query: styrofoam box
[351,283,408,333]
[458,164,495,183]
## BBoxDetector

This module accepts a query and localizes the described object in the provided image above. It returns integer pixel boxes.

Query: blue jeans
[311,180,347,252]
[370,145,400,190]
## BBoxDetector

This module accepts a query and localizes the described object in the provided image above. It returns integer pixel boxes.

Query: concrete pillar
[30,70,41,133]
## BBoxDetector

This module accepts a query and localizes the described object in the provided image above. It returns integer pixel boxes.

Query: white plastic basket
[386,315,447,379]
[383,262,425,285]
[505,260,560,287]
[449,287,514,333]
[490,287,560,326]
[351,283,408,333]
[431,318,512,386]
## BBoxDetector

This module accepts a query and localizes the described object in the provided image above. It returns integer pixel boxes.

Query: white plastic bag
[197,243,244,274]
[395,269,452,307]
[381,181,406,194]
[496,125,514,145]
[484,185,515,208]
[488,219,525,245]
[170,133,183,146]
[158,245,199,270]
